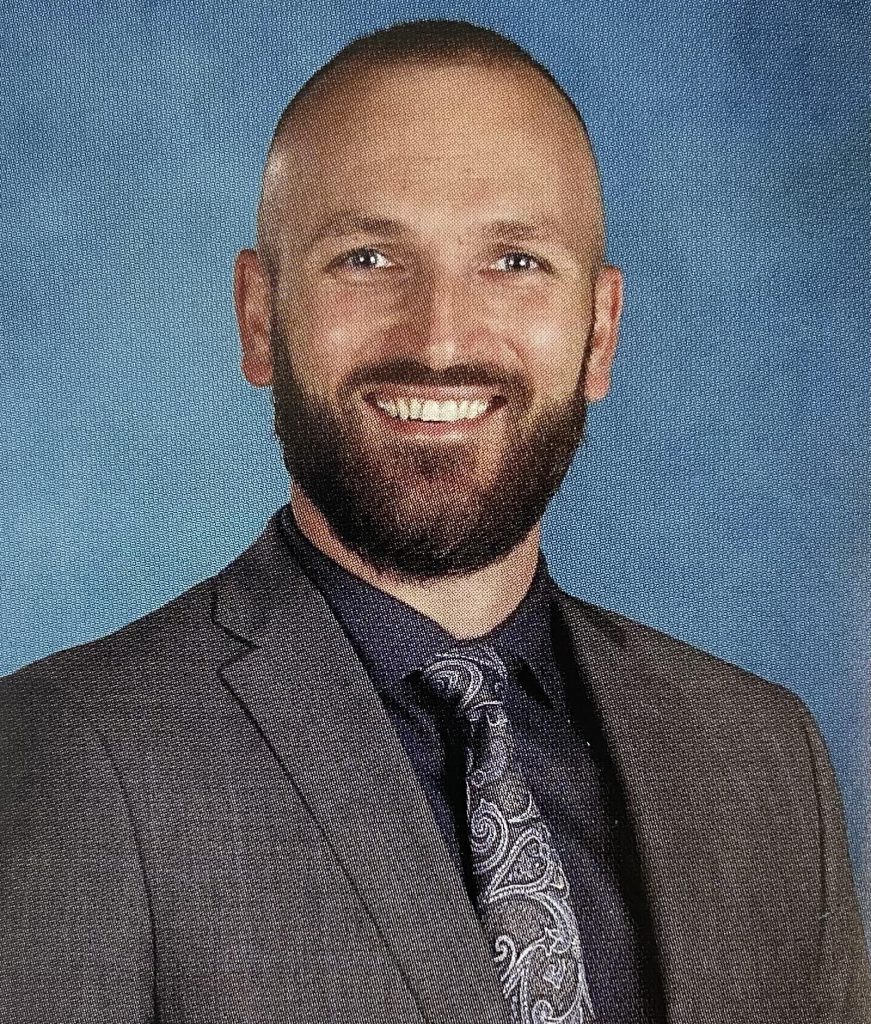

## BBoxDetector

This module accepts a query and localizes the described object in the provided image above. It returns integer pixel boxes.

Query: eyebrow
[305,212,406,251]
[304,210,576,256]
[479,218,566,243]
[471,218,584,263]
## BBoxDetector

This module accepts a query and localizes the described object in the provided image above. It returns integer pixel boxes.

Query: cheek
[282,284,394,383]
[498,292,590,395]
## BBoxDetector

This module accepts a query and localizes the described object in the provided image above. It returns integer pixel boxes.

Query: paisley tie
[419,644,596,1024]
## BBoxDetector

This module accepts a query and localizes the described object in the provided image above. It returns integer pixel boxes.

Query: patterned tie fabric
[419,644,596,1024]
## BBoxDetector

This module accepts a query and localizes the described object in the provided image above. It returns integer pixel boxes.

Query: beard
[271,325,593,580]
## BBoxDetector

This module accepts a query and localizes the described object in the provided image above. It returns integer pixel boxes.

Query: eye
[490,251,545,272]
[341,248,393,270]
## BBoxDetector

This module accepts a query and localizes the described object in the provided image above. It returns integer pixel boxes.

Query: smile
[374,397,491,422]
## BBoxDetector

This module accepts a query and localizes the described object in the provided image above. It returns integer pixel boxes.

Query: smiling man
[236,27,619,627]
[2,19,868,1024]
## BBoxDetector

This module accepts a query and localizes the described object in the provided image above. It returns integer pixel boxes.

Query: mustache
[341,358,530,398]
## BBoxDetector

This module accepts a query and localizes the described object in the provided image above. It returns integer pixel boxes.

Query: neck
[290,488,542,639]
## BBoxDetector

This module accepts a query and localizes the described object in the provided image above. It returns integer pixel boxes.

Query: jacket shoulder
[1,512,300,724]
[3,573,220,691]
[556,588,816,726]
[0,546,259,725]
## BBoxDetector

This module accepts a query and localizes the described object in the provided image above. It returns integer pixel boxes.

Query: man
[2,18,867,1024]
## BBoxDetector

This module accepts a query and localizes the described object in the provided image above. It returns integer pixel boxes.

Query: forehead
[270,61,600,242]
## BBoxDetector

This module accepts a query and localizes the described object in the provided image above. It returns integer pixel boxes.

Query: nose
[402,266,480,368]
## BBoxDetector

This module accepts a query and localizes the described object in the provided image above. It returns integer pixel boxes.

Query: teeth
[376,399,398,417]
[374,397,491,422]
[441,399,458,422]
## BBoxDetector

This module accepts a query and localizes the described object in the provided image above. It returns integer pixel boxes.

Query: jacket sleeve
[802,708,871,1023]
[0,673,154,1023]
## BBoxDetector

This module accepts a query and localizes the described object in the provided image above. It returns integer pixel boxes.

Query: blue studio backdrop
[2,1,868,922]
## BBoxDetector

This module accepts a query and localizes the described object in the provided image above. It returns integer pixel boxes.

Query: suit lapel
[554,590,764,1024]
[214,518,509,1024]
[554,590,700,1022]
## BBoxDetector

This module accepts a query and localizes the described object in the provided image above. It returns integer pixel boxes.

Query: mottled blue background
[2,1,868,920]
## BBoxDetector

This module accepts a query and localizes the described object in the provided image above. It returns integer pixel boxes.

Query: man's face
[249,61,619,578]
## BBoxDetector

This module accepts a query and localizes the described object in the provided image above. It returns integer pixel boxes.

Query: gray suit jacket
[2,513,868,1023]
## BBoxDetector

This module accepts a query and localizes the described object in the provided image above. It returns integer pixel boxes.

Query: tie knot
[418,643,509,724]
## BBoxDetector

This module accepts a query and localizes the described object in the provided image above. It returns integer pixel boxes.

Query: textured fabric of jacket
[2,511,868,1023]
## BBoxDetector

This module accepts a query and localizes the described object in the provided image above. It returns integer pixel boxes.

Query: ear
[584,264,624,402]
[234,248,274,387]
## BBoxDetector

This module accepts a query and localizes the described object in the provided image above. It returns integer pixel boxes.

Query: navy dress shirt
[279,506,664,1023]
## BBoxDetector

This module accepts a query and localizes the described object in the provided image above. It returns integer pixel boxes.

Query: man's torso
[2,512,867,1023]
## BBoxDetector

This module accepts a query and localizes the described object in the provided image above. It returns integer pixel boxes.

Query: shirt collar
[278,504,560,702]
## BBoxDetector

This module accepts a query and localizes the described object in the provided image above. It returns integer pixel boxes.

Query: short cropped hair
[256,19,603,275]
